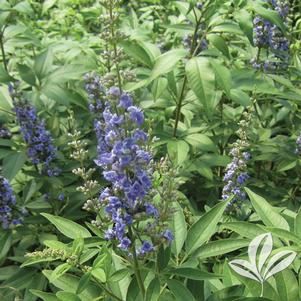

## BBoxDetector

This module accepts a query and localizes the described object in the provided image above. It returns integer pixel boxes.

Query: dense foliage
[0,0,301,300]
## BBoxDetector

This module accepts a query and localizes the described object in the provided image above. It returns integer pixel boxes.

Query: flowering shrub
[0,0,300,300]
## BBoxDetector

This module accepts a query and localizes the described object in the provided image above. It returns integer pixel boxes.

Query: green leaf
[50,263,72,283]
[168,268,222,280]
[47,64,89,84]
[13,1,33,15]
[207,34,230,58]
[108,252,131,300]
[230,89,252,106]
[109,268,129,282]
[221,222,266,239]
[0,65,13,83]
[30,290,59,301]
[236,9,254,44]
[170,202,187,256]
[42,0,57,14]
[189,161,213,180]
[245,188,290,231]
[192,239,249,260]
[126,277,142,301]
[56,292,81,301]
[34,49,53,80]
[91,268,106,283]
[3,268,36,291]
[233,297,272,301]
[152,78,168,100]
[43,270,101,300]
[211,22,243,35]
[76,272,92,295]
[274,270,299,301]
[0,266,18,281]
[0,231,12,262]
[120,40,153,68]
[157,245,171,272]
[210,60,232,98]
[184,133,216,151]
[185,201,227,256]
[265,227,301,244]
[18,64,36,86]
[167,279,196,301]
[186,57,215,113]
[167,139,189,166]
[41,213,91,239]
[294,208,301,238]
[2,151,27,181]
[145,278,160,301]
[42,84,70,106]
[150,49,187,81]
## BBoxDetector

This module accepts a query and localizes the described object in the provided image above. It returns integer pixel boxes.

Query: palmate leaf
[229,232,297,287]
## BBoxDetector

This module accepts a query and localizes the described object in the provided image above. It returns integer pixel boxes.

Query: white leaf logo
[262,250,296,280]
[229,232,296,296]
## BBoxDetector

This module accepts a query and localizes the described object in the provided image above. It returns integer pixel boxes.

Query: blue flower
[107,87,121,99]
[9,84,59,176]
[119,93,133,109]
[0,176,22,229]
[57,193,65,201]
[222,146,250,206]
[86,77,173,253]
[138,240,154,256]
[118,237,131,250]
[84,73,105,113]
[252,1,290,71]
[145,203,159,218]
[127,106,144,126]
[0,125,11,139]
[162,229,174,242]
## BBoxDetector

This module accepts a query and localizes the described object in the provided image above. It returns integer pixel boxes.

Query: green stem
[0,31,8,72]
[260,281,264,297]
[172,11,203,137]
[172,76,187,137]
[129,227,145,298]
[0,107,14,115]
[109,0,122,92]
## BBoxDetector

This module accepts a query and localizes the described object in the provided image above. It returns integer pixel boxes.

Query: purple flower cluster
[85,77,173,255]
[270,0,289,18]
[183,22,208,54]
[183,34,208,53]
[252,0,289,71]
[84,73,105,113]
[9,84,59,177]
[0,176,22,229]
[0,125,11,139]
[222,148,250,206]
